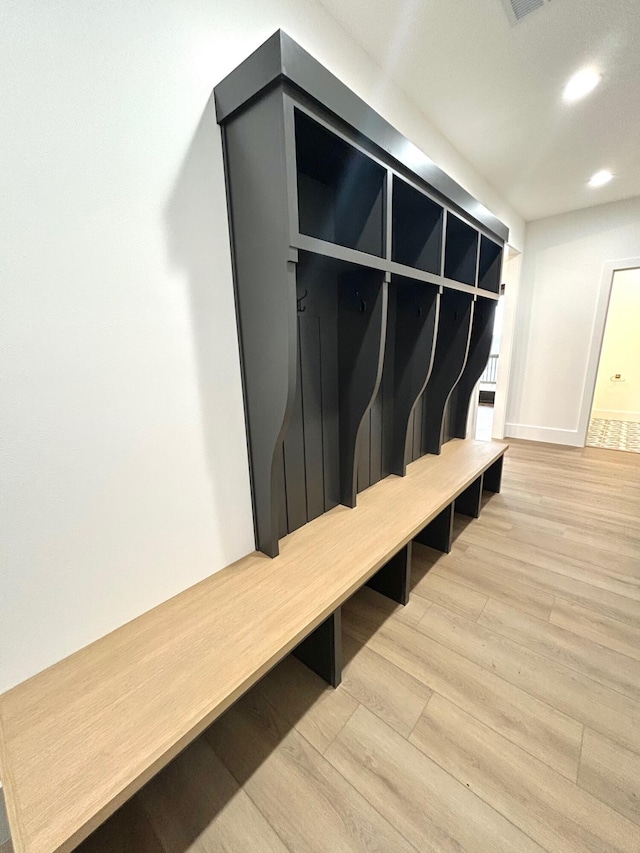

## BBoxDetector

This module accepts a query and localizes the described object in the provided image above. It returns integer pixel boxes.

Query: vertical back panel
[299,315,326,521]
[275,444,288,539]
[283,328,308,532]
[320,330,340,512]
[370,383,384,484]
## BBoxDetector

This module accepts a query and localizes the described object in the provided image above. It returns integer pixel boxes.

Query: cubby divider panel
[356,277,439,491]
[455,475,484,518]
[365,543,412,605]
[478,235,503,294]
[293,609,342,687]
[279,253,387,535]
[417,290,474,456]
[221,87,299,558]
[392,177,443,273]
[414,503,454,554]
[393,280,440,473]
[447,296,497,440]
[483,454,504,493]
[444,213,479,286]
[295,110,386,257]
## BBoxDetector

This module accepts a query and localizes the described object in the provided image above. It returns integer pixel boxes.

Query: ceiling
[317,0,640,221]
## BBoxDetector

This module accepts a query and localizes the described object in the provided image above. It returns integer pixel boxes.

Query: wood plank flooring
[20,440,640,853]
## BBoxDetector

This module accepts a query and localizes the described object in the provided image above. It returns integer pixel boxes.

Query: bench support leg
[455,474,484,518]
[366,542,412,605]
[293,609,342,687]
[483,454,504,494]
[413,503,454,554]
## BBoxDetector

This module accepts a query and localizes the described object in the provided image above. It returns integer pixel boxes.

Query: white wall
[492,248,522,440]
[506,196,640,445]
[592,268,640,422]
[0,0,523,693]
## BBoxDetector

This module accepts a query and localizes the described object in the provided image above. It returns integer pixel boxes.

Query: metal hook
[297,289,308,313]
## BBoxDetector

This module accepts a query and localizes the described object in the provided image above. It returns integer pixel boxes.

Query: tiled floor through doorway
[587,418,640,454]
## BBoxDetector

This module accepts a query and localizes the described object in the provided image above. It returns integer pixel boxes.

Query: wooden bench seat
[0,438,507,853]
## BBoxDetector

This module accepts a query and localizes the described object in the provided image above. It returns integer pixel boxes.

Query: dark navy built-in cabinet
[215,31,506,556]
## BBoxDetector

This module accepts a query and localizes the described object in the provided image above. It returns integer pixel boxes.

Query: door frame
[492,245,521,440]
[576,256,640,446]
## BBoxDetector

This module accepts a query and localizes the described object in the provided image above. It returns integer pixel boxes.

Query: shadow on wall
[163,92,254,561]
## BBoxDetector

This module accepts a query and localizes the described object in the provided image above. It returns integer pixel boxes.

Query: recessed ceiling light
[563,67,601,102]
[588,169,613,188]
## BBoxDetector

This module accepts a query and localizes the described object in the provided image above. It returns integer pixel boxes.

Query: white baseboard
[505,422,583,447]
[591,409,640,423]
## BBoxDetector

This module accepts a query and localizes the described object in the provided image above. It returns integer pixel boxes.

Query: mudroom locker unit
[215,30,506,557]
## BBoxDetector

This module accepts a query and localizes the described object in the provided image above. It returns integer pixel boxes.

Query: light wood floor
[18,440,640,853]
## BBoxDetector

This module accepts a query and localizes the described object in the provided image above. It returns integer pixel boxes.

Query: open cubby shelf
[392,177,443,274]
[216,31,507,555]
[478,234,503,294]
[444,213,479,287]
[295,110,386,258]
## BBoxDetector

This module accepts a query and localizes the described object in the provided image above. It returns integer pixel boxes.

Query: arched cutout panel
[448,296,497,439]
[420,290,474,455]
[390,279,439,475]
[356,278,439,491]
[223,90,298,558]
[339,268,388,507]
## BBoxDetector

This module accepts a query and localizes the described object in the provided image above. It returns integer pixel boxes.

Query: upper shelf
[214,29,509,244]
[295,110,386,257]
[478,235,503,294]
[444,213,479,287]
[392,176,443,274]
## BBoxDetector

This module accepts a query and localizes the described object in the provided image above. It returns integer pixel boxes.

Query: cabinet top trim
[214,29,509,243]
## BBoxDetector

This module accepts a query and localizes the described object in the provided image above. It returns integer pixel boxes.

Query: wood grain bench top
[0,438,507,853]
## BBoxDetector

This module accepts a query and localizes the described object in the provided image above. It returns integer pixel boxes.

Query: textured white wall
[0,0,522,693]
[507,196,640,445]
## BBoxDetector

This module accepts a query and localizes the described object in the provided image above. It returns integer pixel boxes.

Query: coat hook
[355,290,367,314]
[297,289,308,313]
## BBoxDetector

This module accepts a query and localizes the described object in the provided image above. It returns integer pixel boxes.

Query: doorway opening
[475,295,504,440]
[586,267,640,453]
[468,244,521,442]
